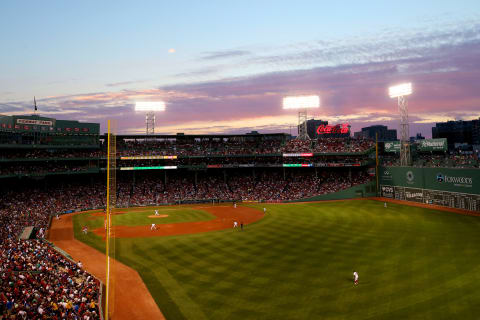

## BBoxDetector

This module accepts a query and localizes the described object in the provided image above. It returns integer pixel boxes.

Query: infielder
[233,221,238,228]
[234,203,237,209]
[264,207,266,213]
[151,223,157,231]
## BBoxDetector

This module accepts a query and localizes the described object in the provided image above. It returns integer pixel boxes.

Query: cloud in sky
[200,50,251,60]
[1,19,479,137]
[105,80,150,87]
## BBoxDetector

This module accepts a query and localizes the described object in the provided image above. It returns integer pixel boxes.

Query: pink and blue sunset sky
[1,1,480,137]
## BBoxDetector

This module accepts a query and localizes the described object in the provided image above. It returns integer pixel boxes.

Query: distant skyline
[1,1,480,137]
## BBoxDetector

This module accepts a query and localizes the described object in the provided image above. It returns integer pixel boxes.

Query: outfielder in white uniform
[151,223,157,230]
[384,202,387,208]
[353,271,359,285]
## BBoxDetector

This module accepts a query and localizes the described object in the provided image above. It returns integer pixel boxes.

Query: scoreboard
[380,185,480,212]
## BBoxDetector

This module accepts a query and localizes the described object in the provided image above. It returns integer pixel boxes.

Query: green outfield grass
[73,201,480,320]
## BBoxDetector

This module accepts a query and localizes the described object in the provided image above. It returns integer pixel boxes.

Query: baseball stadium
[1,110,480,320]
[2,3,480,320]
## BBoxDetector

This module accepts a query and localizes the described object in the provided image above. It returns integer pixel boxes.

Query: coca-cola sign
[316,123,350,135]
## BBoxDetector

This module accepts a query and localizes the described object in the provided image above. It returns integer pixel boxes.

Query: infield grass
[74,200,480,320]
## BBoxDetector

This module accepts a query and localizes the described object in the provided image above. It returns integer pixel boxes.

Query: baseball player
[233,221,238,228]
[353,271,359,286]
[234,203,237,209]
[384,202,387,208]
[151,223,157,231]
[155,209,159,216]
[264,207,267,213]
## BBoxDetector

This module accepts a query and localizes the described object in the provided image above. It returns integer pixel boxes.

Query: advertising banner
[379,167,424,189]
[17,119,53,126]
[384,141,401,153]
[417,138,447,152]
[381,185,394,198]
[283,153,313,157]
[404,187,424,203]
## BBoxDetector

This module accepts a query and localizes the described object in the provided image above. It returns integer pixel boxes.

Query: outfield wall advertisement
[380,166,480,211]
[380,167,479,193]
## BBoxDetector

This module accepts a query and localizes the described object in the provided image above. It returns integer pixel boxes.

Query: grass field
[73,200,480,320]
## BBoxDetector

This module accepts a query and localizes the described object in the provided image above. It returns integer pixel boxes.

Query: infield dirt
[92,205,264,238]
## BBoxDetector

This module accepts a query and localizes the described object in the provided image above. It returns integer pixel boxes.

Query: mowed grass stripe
[74,200,480,319]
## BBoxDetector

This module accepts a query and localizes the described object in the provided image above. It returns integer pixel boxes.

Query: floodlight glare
[282,95,320,109]
[389,83,412,98]
[135,101,166,111]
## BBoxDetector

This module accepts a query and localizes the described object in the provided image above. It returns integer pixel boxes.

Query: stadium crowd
[0,163,95,176]
[381,153,479,168]
[0,240,101,319]
[122,170,371,204]
[118,138,375,156]
[0,150,103,160]
[1,138,375,160]
[0,184,104,319]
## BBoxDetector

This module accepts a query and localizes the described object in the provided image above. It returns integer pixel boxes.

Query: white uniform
[384,202,387,208]
[234,203,237,209]
[151,223,156,230]
[233,221,238,228]
[264,208,266,213]
[155,210,159,216]
[353,272,359,284]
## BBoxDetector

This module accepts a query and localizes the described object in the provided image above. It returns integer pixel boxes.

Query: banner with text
[384,141,401,153]
[417,138,447,152]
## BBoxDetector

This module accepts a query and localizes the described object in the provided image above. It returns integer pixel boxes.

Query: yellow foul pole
[105,120,111,320]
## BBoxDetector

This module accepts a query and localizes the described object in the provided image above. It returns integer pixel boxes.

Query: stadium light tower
[283,95,320,140]
[389,83,412,166]
[135,101,166,135]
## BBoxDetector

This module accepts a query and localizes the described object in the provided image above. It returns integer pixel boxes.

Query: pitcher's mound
[148,215,169,218]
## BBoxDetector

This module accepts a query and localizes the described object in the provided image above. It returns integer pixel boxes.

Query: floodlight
[135,101,166,135]
[388,82,413,166]
[282,95,320,109]
[135,101,166,112]
[389,83,412,98]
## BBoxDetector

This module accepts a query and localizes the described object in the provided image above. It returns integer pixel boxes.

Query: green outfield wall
[290,180,377,202]
[379,166,480,211]
[379,167,480,194]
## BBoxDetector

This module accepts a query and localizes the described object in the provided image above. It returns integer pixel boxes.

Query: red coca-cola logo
[316,123,350,135]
